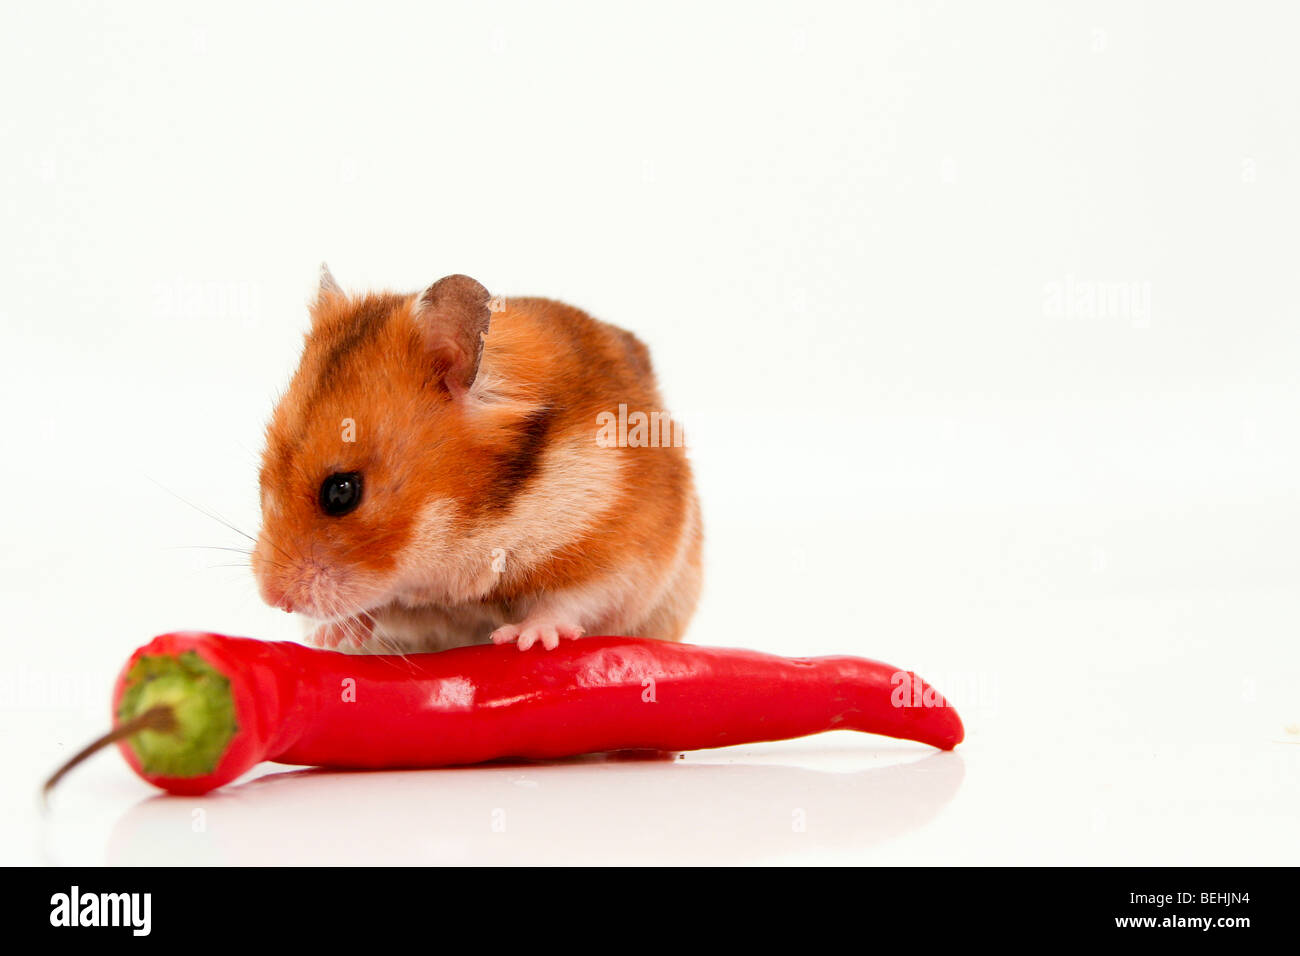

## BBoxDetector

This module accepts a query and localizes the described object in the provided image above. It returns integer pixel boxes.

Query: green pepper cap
[116,650,238,777]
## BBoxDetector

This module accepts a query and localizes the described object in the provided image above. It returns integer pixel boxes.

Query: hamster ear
[412,274,492,399]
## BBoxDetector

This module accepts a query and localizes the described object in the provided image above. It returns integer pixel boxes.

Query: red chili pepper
[81,632,963,796]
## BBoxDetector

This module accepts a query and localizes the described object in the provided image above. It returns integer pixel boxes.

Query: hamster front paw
[307,615,375,651]
[490,620,586,651]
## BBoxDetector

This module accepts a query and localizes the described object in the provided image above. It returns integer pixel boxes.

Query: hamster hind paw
[490,621,586,651]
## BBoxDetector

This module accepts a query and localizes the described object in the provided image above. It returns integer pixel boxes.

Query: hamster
[251,266,703,653]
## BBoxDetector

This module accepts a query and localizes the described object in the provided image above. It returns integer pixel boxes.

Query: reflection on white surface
[104,746,964,865]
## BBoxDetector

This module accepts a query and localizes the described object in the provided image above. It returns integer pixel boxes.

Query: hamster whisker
[148,478,257,542]
[165,545,254,555]
[149,477,298,565]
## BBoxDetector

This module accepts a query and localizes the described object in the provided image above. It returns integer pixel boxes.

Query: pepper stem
[42,705,176,802]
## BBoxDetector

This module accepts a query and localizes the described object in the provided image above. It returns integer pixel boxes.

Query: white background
[3,1,1297,864]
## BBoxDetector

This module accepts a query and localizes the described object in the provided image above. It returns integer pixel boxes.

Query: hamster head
[251,268,506,623]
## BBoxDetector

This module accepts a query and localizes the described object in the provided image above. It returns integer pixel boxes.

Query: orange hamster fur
[251,266,703,653]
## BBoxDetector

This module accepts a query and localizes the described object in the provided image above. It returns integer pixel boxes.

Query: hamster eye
[319,472,363,517]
